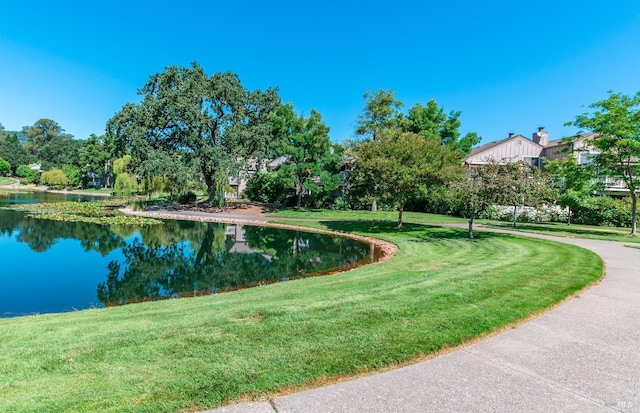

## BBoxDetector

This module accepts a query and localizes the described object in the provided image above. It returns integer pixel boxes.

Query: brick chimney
[533,126,548,146]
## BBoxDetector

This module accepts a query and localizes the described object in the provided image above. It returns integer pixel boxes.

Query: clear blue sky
[2,1,640,146]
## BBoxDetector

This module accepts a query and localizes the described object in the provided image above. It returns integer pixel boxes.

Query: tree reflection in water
[97,223,377,307]
[0,206,378,310]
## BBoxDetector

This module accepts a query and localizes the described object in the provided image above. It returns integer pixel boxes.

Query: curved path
[156,212,639,412]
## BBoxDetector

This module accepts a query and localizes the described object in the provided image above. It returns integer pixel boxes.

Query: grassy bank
[0,220,602,412]
[0,177,16,185]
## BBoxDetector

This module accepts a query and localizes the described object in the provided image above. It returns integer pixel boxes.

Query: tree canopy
[270,103,338,207]
[355,89,403,141]
[350,130,462,228]
[107,62,281,201]
[568,91,640,235]
[22,118,72,157]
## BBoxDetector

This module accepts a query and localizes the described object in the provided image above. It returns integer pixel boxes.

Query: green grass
[269,208,639,243]
[268,208,468,224]
[0,221,602,412]
[483,221,640,243]
[0,177,15,185]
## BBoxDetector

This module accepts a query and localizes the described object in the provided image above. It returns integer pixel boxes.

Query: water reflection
[0,199,379,316]
[97,223,376,306]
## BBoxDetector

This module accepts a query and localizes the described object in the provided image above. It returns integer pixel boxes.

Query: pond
[0,192,380,317]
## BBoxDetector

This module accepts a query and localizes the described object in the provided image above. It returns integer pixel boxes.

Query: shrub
[572,196,631,227]
[177,191,197,204]
[61,164,81,187]
[16,165,38,184]
[243,172,291,204]
[0,157,10,176]
[40,169,69,188]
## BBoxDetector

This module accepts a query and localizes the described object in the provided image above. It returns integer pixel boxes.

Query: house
[466,127,627,195]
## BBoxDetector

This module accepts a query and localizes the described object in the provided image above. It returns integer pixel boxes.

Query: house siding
[466,136,543,164]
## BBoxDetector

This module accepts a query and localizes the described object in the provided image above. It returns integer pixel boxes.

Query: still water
[0,192,378,317]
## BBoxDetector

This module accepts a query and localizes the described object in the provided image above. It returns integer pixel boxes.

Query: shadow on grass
[486,222,634,239]
[322,220,507,242]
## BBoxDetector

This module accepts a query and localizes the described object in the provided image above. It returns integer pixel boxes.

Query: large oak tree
[107,62,281,201]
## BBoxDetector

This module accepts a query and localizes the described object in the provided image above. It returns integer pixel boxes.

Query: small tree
[16,165,38,184]
[453,162,554,238]
[568,91,640,235]
[452,164,505,239]
[350,130,462,229]
[61,164,81,187]
[40,169,68,188]
[545,156,596,224]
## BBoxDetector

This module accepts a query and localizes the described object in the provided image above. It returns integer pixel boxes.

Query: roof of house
[468,134,541,157]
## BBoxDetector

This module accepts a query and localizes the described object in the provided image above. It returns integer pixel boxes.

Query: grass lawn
[482,221,640,243]
[0,220,602,412]
[0,176,15,185]
[268,208,468,224]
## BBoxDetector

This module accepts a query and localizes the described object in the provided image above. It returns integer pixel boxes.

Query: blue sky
[2,1,640,146]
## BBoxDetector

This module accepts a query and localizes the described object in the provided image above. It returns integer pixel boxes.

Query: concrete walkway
[197,224,639,413]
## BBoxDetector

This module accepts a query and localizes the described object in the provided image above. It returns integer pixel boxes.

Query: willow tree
[107,62,281,202]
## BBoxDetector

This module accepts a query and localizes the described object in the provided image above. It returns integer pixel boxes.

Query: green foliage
[452,162,555,237]
[0,133,32,174]
[545,156,596,223]
[355,89,403,140]
[22,118,67,156]
[112,155,132,175]
[11,200,162,226]
[177,191,197,204]
[0,157,10,175]
[243,171,292,204]
[568,91,640,234]
[79,134,112,187]
[61,164,81,187]
[16,164,38,184]
[107,62,281,202]
[270,104,339,207]
[571,196,632,227]
[349,130,462,227]
[39,169,68,188]
[38,135,82,170]
[114,172,138,196]
[405,100,481,154]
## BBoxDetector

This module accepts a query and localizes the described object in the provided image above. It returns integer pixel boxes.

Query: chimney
[508,132,514,139]
[533,126,549,146]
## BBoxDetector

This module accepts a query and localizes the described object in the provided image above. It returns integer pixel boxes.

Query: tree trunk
[396,205,404,229]
[567,206,572,225]
[513,205,518,229]
[631,193,638,236]
[296,185,303,208]
[468,217,474,239]
[371,199,377,212]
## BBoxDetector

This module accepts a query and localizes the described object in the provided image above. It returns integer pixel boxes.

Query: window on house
[579,153,596,165]
[523,157,539,166]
